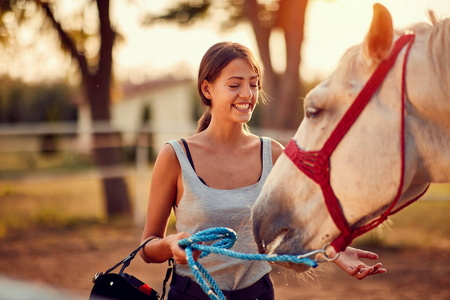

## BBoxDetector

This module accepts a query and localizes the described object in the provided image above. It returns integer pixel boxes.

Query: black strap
[105,237,158,275]
[180,139,196,171]
[180,138,208,186]
[259,137,263,162]
[161,258,174,299]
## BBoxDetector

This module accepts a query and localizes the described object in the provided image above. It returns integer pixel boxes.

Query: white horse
[252,3,450,271]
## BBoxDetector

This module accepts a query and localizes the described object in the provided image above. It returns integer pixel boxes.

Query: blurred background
[0,0,449,299]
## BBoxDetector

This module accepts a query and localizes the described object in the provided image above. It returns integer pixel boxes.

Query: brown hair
[196,42,264,132]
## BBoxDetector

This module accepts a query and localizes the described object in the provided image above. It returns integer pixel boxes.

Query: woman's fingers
[352,263,387,280]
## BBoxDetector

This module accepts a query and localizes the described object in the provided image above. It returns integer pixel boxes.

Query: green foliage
[142,1,212,26]
[142,0,246,31]
[0,77,77,123]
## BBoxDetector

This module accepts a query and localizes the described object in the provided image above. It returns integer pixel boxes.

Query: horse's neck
[407,21,450,183]
[408,112,450,183]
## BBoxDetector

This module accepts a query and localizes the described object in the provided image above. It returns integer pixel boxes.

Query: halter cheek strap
[284,33,427,252]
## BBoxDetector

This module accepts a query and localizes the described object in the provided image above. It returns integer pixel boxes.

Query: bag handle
[161,257,174,299]
[104,237,158,276]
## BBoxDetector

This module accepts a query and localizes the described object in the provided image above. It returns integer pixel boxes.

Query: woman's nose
[240,85,253,99]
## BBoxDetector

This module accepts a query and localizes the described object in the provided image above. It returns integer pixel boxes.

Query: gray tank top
[167,137,273,290]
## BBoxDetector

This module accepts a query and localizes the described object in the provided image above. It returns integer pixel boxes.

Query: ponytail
[196,108,212,133]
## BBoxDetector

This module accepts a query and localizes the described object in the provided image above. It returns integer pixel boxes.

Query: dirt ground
[0,225,449,300]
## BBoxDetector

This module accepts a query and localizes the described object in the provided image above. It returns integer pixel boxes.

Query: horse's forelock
[399,17,450,97]
[426,18,450,96]
[337,45,361,80]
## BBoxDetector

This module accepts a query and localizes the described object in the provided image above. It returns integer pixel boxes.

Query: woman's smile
[233,103,252,112]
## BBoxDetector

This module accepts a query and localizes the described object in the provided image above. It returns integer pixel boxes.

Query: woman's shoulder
[269,138,284,151]
[252,135,284,163]
[260,137,284,164]
[155,142,180,168]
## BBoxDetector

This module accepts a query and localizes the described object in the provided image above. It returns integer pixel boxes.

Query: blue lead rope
[178,227,318,300]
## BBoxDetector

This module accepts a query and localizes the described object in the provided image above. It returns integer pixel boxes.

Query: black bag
[90,238,174,300]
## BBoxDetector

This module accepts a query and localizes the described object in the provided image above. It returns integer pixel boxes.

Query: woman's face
[203,58,259,125]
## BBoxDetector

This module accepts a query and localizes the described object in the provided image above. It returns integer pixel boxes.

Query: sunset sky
[2,0,449,83]
[111,0,450,83]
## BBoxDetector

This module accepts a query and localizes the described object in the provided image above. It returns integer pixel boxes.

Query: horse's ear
[362,4,393,66]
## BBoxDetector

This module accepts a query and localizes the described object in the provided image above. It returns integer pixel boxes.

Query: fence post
[134,129,149,226]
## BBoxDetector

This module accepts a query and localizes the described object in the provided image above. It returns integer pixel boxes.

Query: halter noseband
[284,33,426,252]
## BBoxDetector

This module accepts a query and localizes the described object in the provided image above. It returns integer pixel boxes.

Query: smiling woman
[195,42,263,133]
[200,58,259,128]
[139,42,282,299]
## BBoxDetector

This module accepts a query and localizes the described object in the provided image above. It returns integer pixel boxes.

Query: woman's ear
[201,79,211,99]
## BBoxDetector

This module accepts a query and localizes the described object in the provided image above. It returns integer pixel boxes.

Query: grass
[0,151,95,179]
[0,150,449,250]
[0,174,105,236]
[354,200,450,250]
[2,170,449,250]
[354,184,450,249]
[0,164,175,238]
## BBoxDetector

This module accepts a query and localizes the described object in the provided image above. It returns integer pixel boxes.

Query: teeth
[266,231,287,255]
[234,104,250,110]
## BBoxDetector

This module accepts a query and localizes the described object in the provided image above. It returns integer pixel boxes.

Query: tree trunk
[89,0,131,219]
[244,0,308,130]
[40,0,132,219]
[277,0,308,129]
[244,0,279,129]
[87,82,131,218]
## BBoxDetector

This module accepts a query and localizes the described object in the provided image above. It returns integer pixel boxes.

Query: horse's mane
[399,12,450,97]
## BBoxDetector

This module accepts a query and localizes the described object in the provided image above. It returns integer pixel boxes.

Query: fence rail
[3,122,445,229]
[0,122,297,226]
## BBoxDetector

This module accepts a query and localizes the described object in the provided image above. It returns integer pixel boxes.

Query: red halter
[284,33,427,252]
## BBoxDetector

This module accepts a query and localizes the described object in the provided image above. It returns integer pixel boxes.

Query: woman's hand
[167,232,202,265]
[333,247,387,280]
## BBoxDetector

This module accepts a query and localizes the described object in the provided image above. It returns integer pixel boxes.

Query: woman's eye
[305,106,321,118]
[229,85,239,88]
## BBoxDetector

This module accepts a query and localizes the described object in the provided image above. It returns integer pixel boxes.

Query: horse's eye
[305,106,320,118]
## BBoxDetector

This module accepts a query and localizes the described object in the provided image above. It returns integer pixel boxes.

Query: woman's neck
[201,122,250,146]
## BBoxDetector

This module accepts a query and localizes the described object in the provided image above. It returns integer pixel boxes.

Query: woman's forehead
[220,58,258,79]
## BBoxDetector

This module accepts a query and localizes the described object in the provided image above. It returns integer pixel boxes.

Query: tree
[1,0,132,219]
[145,0,309,130]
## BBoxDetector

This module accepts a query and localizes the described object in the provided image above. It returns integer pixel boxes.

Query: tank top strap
[260,137,273,180]
[166,140,199,180]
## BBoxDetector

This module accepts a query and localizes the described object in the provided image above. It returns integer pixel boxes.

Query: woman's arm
[140,143,200,264]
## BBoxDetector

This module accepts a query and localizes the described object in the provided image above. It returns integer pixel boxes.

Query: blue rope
[178,227,318,300]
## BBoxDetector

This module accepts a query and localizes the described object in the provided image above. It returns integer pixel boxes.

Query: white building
[77,78,197,154]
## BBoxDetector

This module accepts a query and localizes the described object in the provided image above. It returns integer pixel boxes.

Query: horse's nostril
[257,240,266,254]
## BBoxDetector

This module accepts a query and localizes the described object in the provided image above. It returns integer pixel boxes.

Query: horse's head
[252,3,435,271]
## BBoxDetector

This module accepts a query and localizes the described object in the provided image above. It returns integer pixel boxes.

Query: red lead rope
[284,33,424,252]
